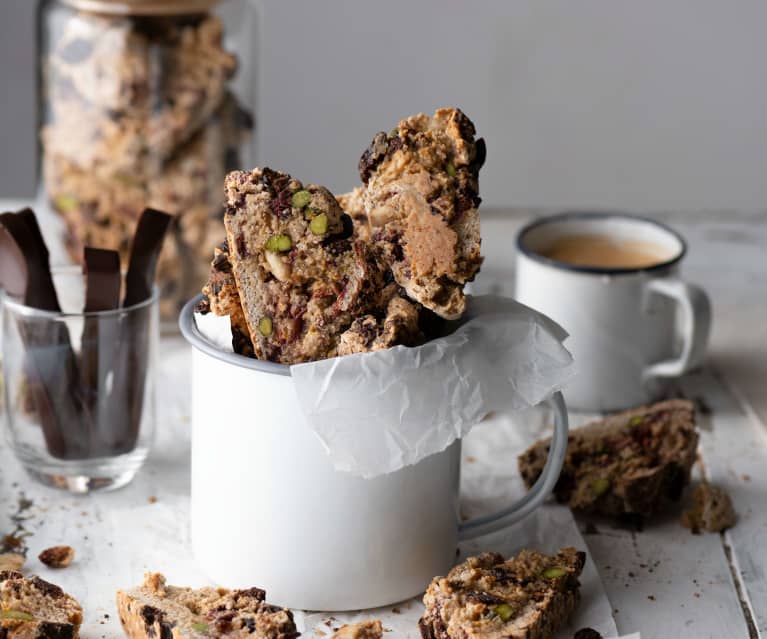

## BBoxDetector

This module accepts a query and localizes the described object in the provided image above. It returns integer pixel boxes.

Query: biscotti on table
[419,548,585,639]
[518,399,699,517]
[0,570,83,639]
[117,573,298,639]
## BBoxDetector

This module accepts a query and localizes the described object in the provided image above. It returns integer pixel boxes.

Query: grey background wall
[1,1,766,211]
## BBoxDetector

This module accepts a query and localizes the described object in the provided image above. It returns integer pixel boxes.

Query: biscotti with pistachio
[419,548,585,639]
[0,570,83,639]
[358,107,485,320]
[518,399,699,517]
[116,573,298,639]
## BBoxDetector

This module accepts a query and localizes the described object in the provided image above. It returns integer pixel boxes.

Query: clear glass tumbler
[1,268,158,493]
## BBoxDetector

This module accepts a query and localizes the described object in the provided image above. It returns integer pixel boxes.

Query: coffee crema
[539,234,672,269]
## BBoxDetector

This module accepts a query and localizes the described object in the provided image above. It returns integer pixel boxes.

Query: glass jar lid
[58,0,219,15]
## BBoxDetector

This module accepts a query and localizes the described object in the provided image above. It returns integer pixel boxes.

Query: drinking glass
[1,268,158,492]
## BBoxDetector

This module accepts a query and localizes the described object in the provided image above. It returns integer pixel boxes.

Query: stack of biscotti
[199,107,486,362]
[117,573,298,639]
[0,571,83,639]
[419,548,586,639]
[518,399,699,517]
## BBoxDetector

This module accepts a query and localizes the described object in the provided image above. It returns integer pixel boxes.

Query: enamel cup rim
[179,295,290,376]
[516,211,688,276]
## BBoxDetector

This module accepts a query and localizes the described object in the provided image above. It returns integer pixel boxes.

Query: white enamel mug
[515,213,711,412]
[180,297,569,611]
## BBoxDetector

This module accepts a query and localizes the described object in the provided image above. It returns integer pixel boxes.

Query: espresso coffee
[540,234,671,269]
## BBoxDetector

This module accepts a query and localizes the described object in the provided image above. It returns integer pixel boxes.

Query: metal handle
[458,391,569,540]
[642,278,712,380]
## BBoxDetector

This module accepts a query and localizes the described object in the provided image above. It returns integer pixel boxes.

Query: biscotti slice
[518,399,699,517]
[419,548,585,639]
[116,573,298,639]
[332,620,382,639]
[0,570,83,639]
[223,167,393,363]
[358,107,485,320]
[200,241,255,357]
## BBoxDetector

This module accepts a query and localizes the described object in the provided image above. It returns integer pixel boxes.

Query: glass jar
[38,0,257,321]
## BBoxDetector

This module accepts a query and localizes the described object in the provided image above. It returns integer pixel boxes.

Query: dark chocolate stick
[124,208,172,306]
[0,210,90,459]
[80,248,121,456]
[108,208,172,454]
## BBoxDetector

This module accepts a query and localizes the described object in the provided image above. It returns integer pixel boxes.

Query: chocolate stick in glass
[108,208,171,454]
[80,247,121,455]
[0,209,91,459]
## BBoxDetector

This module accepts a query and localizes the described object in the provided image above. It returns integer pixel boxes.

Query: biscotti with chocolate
[116,573,298,639]
[419,548,585,639]
[358,107,485,320]
[223,167,393,363]
[0,571,83,639]
[518,399,699,517]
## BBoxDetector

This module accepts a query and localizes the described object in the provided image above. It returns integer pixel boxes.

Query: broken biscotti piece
[223,167,416,363]
[200,242,255,357]
[518,399,699,518]
[0,571,83,639]
[358,107,485,320]
[681,482,737,533]
[332,620,383,639]
[419,548,585,639]
[117,573,298,639]
[38,546,75,570]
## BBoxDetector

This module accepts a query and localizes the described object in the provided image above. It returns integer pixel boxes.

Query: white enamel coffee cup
[180,297,569,611]
[515,212,711,412]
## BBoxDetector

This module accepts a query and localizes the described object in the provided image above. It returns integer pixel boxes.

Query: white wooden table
[1,205,766,639]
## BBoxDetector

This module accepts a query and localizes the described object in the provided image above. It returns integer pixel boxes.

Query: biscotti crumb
[38,546,75,569]
[681,482,737,533]
[0,553,25,572]
[332,620,383,639]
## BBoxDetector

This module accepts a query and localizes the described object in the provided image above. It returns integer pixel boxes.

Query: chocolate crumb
[148,496,158,504]
[647,595,656,601]
[574,629,603,639]
[39,546,75,569]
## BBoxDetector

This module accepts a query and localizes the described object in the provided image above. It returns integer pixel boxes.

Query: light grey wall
[2,1,766,211]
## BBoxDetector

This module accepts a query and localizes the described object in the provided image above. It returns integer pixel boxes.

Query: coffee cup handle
[457,392,569,540]
[642,278,712,380]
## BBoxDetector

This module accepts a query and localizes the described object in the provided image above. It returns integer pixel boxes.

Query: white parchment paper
[290,295,576,477]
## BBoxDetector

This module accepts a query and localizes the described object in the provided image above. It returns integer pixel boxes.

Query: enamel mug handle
[642,278,712,380]
[458,392,568,540]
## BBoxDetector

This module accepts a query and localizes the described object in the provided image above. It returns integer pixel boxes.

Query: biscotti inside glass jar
[38,0,256,321]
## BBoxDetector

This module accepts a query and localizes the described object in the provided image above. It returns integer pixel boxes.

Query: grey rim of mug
[180,294,291,376]
[516,211,687,276]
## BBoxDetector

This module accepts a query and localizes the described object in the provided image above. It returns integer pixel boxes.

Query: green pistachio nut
[264,234,292,252]
[591,477,611,497]
[291,190,312,209]
[446,163,457,178]
[310,213,329,235]
[54,194,78,212]
[0,610,35,621]
[629,415,644,427]
[492,603,514,622]
[542,566,568,579]
[191,622,209,633]
[258,317,273,337]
